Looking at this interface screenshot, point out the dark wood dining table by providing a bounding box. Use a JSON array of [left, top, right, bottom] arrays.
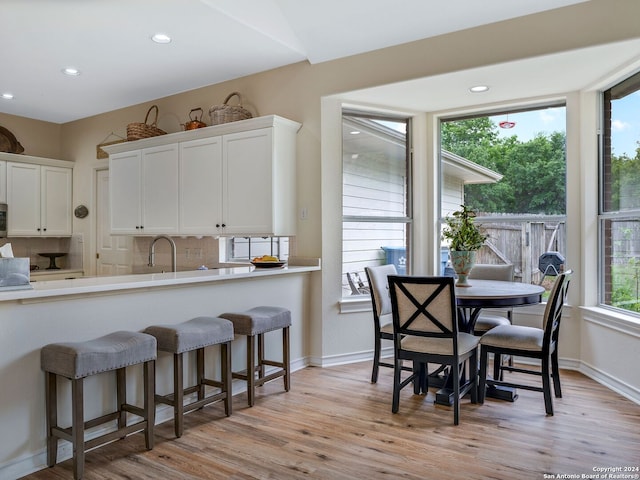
[[455, 279, 546, 334], [433, 279, 545, 405]]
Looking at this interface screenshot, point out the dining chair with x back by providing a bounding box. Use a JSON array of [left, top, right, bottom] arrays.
[[388, 275, 479, 425]]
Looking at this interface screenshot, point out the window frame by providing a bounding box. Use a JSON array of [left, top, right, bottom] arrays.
[[598, 69, 640, 317], [438, 104, 568, 289], [341, 110, 413, 298]]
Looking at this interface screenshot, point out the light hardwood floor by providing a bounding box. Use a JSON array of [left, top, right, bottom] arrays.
[[21, 362, 640, 480]]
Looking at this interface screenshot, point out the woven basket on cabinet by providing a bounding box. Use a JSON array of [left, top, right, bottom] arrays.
[[209, 92, 253, 125], [126, 105, 167, 141]]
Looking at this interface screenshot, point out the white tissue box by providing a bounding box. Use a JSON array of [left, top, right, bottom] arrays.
[[0, 258, 31, 290]]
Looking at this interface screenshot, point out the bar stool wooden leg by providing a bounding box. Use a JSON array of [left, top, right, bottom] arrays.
[[222, 343, 232, 416], [144, 360, 155, 450], [71, 378, 84, 480], [45, 371, 57, 467], [116, 367, 126, 438], [247, 335, 256, 407], [197, 348, 205, 402], [258, 333, 265, 380], [174, 353, 184, 438], [283, 326, 290, 392]]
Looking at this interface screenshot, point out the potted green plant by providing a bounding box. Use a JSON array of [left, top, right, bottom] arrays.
[[441, 205, 488, 286]]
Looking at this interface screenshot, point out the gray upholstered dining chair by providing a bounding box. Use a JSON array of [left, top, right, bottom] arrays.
[[468, 263, 515, 334], [364, 264, 398, 383], [388, 275, 479, 425], [478, 270, 572, 415]]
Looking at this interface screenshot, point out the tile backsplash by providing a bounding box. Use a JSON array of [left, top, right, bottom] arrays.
[[0, 236, 82, 270], [131, 236, 226, 272]]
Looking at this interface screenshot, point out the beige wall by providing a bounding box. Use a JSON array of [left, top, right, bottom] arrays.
[[0, 112, 62, 159], [3, 0, 640, 371]]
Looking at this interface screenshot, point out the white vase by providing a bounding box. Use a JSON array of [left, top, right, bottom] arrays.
[[449, 250, 476, 287]]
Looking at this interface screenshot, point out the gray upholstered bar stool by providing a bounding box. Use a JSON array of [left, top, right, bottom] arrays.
[[143, 316, 233, 438], [219, 306, 291, 407], [41, 331, 157, 480]]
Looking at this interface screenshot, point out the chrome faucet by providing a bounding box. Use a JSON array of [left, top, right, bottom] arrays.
[[148, 235, 177, 272]]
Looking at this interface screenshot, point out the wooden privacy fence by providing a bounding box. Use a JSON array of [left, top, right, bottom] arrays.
[[476, 218, 566, 284]]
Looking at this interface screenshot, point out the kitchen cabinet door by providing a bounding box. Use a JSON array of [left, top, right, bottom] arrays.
[[109, 145, 179, 235], [109, 150, 142, 234], [222, 128, 273, 234], [141, 144, 179, 234], [40, 166, 72, 236], [0, 161, 6, 203], [7, 162, 41, 235], [179, 137, 222, 235], [6, 162, 72, 236]]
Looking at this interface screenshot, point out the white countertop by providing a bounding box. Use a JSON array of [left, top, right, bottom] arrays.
[[0, 263, 320, 303]]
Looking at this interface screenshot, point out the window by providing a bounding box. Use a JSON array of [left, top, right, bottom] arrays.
[[226, 237, 289, 262], [341, 112, 411, 297], [600, 70, 640, 315], [440, 105, 567, 291]]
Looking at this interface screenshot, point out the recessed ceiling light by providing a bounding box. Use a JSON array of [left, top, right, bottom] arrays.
[[151, 33, 171, 44], [1, 93, 14, 100], [62, 67, 81, 76], [350, 130, 360, 135], [469, 85, 489, 93]]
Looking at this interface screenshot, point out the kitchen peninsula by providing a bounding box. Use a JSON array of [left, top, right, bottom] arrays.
[[0, 261, 319, 479]]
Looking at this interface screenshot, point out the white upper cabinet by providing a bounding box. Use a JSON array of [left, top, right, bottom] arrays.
[[142, 144, 179, 234], [41, 166, 73, 236], [6, 160, 72, 237], [223, 128, 274, 235], [105, 115, 300, 237], [109, 144, 179, 235], [179, 136, 223, 235], [0, 161, 6, 204]]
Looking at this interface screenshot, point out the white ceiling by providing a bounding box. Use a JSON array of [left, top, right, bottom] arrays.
[[2, 0, 635, 124], [340, 38, 640, 113]]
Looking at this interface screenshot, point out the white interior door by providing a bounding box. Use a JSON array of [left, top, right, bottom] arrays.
[[96, 169, 132, 276]]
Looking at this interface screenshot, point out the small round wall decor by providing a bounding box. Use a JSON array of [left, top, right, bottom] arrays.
[[74, 205, 89, 219]]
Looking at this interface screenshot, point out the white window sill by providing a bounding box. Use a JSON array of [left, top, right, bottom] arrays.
[[339, 296, 372, 314], [580, 305, 640, 335]]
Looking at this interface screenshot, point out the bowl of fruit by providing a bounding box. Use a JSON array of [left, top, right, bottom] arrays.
[[250, 255, 286, 268]]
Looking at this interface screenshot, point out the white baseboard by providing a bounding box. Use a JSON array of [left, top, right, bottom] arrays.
[[578, 361, 640, 405]]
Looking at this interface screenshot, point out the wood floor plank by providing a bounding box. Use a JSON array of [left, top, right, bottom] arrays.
[[20, 362, 640, 480]]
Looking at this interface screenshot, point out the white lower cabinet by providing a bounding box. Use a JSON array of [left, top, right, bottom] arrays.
[[106, 115, 299, 237], [6, 161, 72, 236], [110, 144, 179, 234]]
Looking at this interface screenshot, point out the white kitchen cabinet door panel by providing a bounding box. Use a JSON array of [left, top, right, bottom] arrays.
[[142, 144, 179, 234], [7, 162, 41, 235], [0, 161, 6, 203], [109, 150, 142, 234], [179, 137, 222, 234], [41, 166, 72, 236], [223, 128, 273, 234]]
